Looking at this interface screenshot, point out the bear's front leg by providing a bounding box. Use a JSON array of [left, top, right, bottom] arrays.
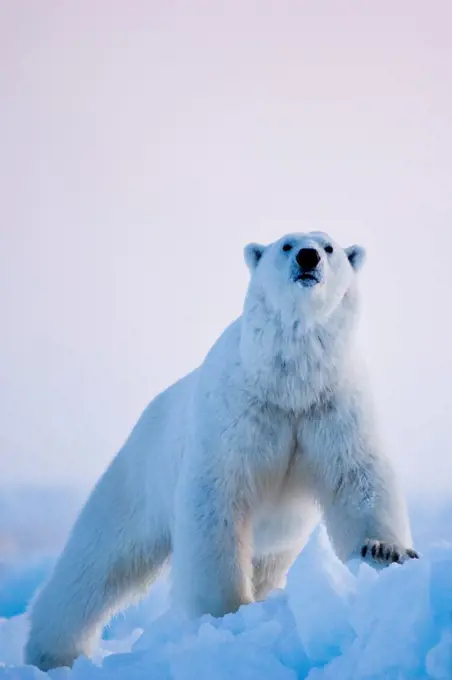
[[171, 449, 254, 619], [299, 384, 417, 567]]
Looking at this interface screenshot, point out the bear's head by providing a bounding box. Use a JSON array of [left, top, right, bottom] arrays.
[[243, 232, 365, 327]]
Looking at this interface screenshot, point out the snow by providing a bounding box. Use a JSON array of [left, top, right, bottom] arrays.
[[1, 520, 452, 680]]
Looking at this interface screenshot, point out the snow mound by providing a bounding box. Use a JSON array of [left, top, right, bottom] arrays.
[[1, 528, 451, 680]]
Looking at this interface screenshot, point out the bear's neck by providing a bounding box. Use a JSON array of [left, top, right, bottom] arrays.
[[239, 289, 359, 413]]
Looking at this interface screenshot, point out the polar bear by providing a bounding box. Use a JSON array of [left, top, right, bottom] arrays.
[[26, 232, 417, 670]]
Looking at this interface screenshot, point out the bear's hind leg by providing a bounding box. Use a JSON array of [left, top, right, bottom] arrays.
[[252, 495, 319, 602], [25, 532, 171, 670], [252, 548, 299, 601]]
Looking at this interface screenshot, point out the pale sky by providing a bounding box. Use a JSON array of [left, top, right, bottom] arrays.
[[1, 1, 452, 499]]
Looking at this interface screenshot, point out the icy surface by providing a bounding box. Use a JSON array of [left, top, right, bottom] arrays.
[[1, 526, 452, 679]]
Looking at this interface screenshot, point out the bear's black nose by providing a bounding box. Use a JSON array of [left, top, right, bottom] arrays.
[[296, 248, 321, 270]]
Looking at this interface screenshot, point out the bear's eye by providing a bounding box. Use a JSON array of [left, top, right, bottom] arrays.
[[324, 245, 334, 254], [282, 243, 293, 252]]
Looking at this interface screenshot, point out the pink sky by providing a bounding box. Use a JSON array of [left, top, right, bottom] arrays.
[[1, 1, 452, 498]]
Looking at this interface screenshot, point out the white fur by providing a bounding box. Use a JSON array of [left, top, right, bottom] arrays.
[[26, 232, 413, 670]]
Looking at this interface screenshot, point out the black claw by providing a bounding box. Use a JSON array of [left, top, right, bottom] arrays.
[[377, 543, 385, 559], [371, 543, 378, 558], [391, 551, 400, 563], [384, 547, 391, 561], [406, 549, 419, 559], [361, 544, 368, 558]]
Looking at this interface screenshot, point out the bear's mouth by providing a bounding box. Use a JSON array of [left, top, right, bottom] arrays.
[[294, 272, 321, 286]]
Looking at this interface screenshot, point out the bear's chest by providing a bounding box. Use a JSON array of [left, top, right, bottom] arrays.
[[260, 335, 339, 413]]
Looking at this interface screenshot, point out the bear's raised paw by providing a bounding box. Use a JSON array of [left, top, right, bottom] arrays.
[[361, 539, 419, 565]]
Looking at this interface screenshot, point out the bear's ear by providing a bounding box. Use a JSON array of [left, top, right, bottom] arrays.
[[345, 245, 366, 272], [244, 243, 266, 272]]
